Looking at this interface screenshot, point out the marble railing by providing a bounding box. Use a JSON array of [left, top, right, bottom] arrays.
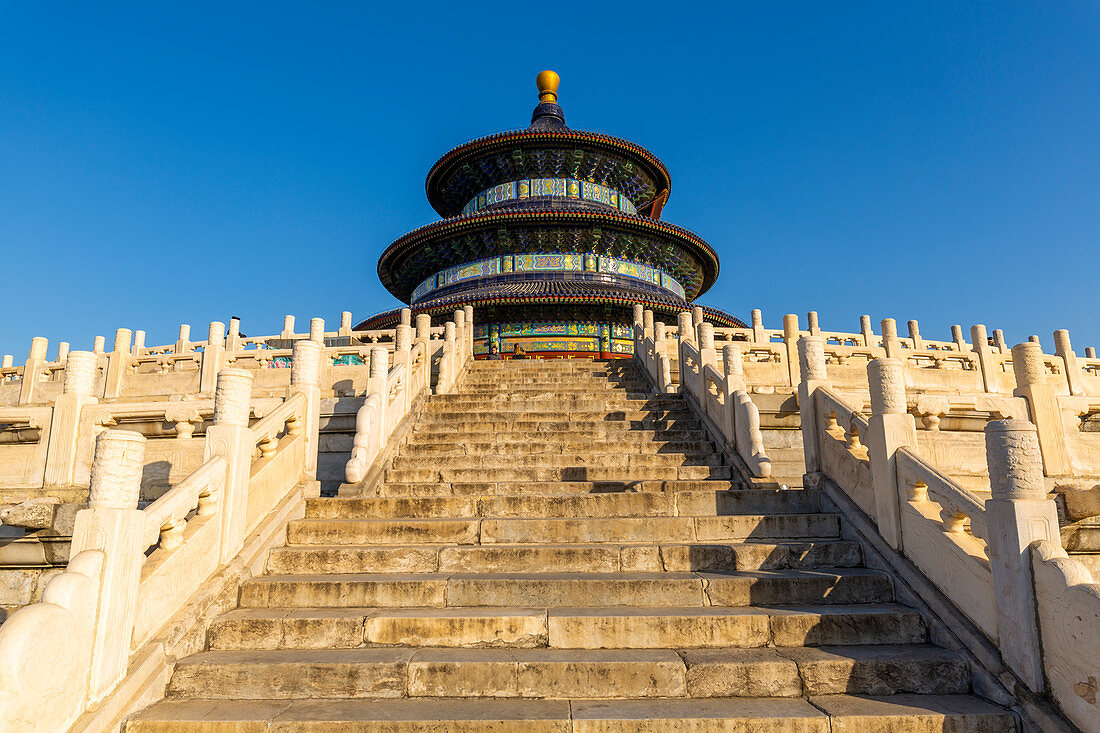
[[0, 340, 323, 732], [0, 311, 458, 406], [632, 307, 771, 479], [345, 308, 473, 485], [798, 341, 1100, 731]]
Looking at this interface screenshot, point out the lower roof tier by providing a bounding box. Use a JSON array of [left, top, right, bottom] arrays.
[[376, 209, 720, 303], [354, 278, 744, 330]]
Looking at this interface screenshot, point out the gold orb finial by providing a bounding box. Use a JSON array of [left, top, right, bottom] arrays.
[[536, 70, 560, 103]]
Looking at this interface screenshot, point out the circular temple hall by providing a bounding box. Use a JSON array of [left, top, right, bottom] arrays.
[[358, 71, 742, 357]]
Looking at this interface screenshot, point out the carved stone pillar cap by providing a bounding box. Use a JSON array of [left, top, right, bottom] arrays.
[[370, 346, 389, 378], [985, 418, 1046, 500], [797, 336, 827, 382], [723, 343, 743, 377], [89, 429, 146, 509], [64, 351, 99, 396], [291, 339, 322, 387], [868, 357, 906, 415], [1011, 342, 1045, 387], [214, 368, 254, 426]]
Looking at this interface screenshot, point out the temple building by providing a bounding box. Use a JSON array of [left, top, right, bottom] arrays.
[[358, 71, 743, 357]]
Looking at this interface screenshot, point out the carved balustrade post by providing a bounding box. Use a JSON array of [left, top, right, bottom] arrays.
[[93, 336, 106, 354], [57, 341, 70, 364], [968, 324, 998, 394], [984, 419, 1060, 692], [368, 347, 390, 444], [309, 317, 325, 344], [642, 309, 654, 347], [992, 328, 1007, 354], [677, 311, 694, 397], [907, 320, 923, 350], [339, 311, 353, 338], [866, 358, 916, 549], [400, 308, 412, 328], [797, 336, 828, 475], [452, 310, 466, 366], [463, 306, 474, 359], [291, 340, 323, 486], [1011, 342, 1071, 476], [199, 321, 226, 394], [44, 351, 100, 488], [281, 315, 295, 339], [951, 324, 966, 351], [860, 315, 874, 347], [1053, 329, 1084, 396], [632, 305, 644, 344], [203, 368, 254, 563], [226, 319, 241, 352], [653, 322, 668, 388], [783, 314, 801, 387], [805, 311, 819, 336], [880, 319, 901, 359], [102, 329, 132, 399], [415, 314, 432, 351], [691, 306, 703, 328], [69, 429, 146, 703], [394, 324, 414, 412], [17, 337, 49, 404], [698, 322, 717, 406], [750, 309, 765, 344], [722, 343, 745, 441]]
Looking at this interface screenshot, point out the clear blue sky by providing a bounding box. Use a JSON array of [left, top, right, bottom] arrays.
[[2, 2, 1098, 358]]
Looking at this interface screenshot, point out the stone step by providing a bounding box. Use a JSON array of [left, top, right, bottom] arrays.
[[409, 427, 710, 442], [455, 383, 652, 394], [398, 439, 715, 457], [388, 453, 725, 471], [128, 694, 1014, 732], [418, 409, 696, 424], [370, 479, 740, 497], [286, 514, 839, 546], [306, 489, 823, 519], [266, 540, 862, 575], [430, 391, 671, 403], [411, 418, 706, 433], [238, 569, 893, 609], [166, 644, 969, 700], [207, 603, 925, 651], [383, 465, 733, 483]]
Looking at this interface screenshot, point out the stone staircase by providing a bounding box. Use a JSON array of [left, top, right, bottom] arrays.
[[128, 359, 1014, 731]]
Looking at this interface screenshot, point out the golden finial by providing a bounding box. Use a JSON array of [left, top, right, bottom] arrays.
[[536, 70, 560, 103]]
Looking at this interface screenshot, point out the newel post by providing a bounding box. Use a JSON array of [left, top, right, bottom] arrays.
[[69, 430, 146, 703], [797, 336, 828, 475], [103, 329, 132, 399], [463, 306, 474, 359], [722, 343, 745, 441], [199, 321, 226, 394], [17, 337, 48, 404], [1011, 342, 1071, 476], [984, 419, 1060, 692], [880, 319, 901, 359], [291, 340, 323, 485], [783, 314, 801, 387], [1053, 329, 1084, 396], [368, 347, 390, 452], [632, 304, 644, 346], [970, 324, 998, 394], [203, 369, 254, 563], [866, 358, 916, 549], [44, 351, 100, 488]]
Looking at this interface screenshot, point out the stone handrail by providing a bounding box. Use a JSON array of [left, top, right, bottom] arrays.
[[632, 307, 772, 479], [797, 336, 1100, 729], [140, 455, 225, 551], [0, 339, 323, 732], [345, 308, 473, 486]]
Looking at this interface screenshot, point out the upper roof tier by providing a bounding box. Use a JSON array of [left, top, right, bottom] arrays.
[[425, 72, 672, 219]]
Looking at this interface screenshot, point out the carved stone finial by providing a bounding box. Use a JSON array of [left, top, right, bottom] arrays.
[[985, 419, 1045, 500], [868, 358, 906, 415], [213, 368, 253, 427], [89, 429, 146, 509], [291, 339, 322, 387], [64, 351, 98, 395]]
